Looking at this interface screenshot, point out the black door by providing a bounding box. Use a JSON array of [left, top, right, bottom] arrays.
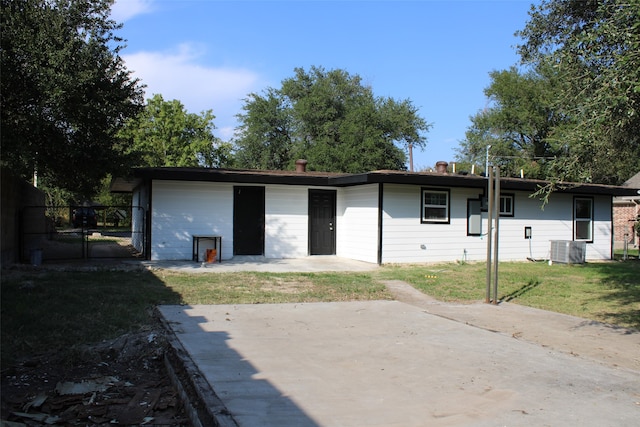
[[233, 186, 265, 255], [309, 189, 336, 255]]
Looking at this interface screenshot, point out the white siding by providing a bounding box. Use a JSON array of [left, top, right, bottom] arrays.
[[265, 186, 309, 258], [336, 185, 379, 263], [151, 181, 331, 261], [380, 184, 613, 264], [590, 195, 613, 260], [381, 185, 485, 263], [151, 181, 233, 261], [149, 179, 613, 263]]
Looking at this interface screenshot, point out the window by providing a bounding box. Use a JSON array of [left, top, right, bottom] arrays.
[[499, 194, 514, 217], [574, 197, 593, 242], [480, 194, 514, 216], [467, 199, 482, 235], [421, 188, 450, 223]]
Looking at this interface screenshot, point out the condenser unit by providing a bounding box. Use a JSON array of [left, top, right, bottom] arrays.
[[550, 240, 586, 264]]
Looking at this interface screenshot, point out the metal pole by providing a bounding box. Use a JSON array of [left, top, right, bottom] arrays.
[[492, 167, 501, 304], [485, 145, 491, 178], [485, 166, 494, 303]]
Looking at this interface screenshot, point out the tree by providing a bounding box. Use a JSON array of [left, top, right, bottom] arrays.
[[457, 66, 570, 178], [234, 88, 294, 170], [1, 0, 145, 197], [516, 0, 640, 184], [234, 66, 431, 173], [120, 94, 233, 168]]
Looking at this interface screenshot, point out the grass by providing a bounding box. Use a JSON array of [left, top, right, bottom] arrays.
[[614, 247, 639, 260], [0, 269, 389, 366], [1, 260, 638, 367], [377, 261, 640, 328], [153, 270, 389, 304]]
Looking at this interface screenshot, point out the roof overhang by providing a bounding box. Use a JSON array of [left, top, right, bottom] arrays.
[[110, 167, 640, 197], [110, 176, 143, 193]]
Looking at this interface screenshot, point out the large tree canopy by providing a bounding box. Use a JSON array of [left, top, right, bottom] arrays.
[[1, 0, 144, 197], [120, 94, 233, 168], [515, 0, 640, 184], [457, 66, 571, 179], [234, 66, 431, 173]]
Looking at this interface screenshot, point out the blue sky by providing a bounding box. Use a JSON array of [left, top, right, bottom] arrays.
[[111, 0, 537, 170]]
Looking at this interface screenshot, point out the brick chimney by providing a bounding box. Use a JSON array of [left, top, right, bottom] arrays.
[[435, 161, 448, 174], [295, 159, 308, 173]]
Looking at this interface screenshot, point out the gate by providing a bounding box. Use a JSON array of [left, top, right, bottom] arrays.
[[19, 205, 146, 263]]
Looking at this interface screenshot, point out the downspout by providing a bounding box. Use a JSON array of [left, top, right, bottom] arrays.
[[377, 183, 384, 265], [609, 195, 613, 260]]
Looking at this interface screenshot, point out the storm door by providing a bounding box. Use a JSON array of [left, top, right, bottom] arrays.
[[233, 186, 265, 255], [309, 189, 336, 255]]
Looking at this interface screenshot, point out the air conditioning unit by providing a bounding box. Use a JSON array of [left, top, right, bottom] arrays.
[[550, 240, 586, 264]]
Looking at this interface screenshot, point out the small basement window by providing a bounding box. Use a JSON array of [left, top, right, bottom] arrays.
[[421, 188, 450, 224]]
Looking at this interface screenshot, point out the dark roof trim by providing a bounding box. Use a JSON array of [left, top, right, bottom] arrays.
[[110, 167, 639, 197]]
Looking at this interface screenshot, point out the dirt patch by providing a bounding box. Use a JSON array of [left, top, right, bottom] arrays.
[[1, 326, 189, 425]]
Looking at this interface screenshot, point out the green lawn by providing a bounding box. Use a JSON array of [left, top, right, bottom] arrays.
[[2, 260, 638, 366], [377, 261, 640, 328]]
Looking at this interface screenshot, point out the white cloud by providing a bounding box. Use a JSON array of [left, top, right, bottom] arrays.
[[123, 43, 263, 137], [110, 0, 154, 22]]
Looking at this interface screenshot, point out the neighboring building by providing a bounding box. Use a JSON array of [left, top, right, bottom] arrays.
[[111, 162, 639, 264], [613, 172, 640, 249]]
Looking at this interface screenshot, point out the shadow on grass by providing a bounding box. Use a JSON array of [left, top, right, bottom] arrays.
[[0, 268, 183, 368], [584, 260, 640, 331], [500, 278, 541, 302]]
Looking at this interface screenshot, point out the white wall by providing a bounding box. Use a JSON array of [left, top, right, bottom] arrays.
[[336, 184, 379, 263], [380, 184, 612, 264], [591, 194, 613, 259], [381, 185, 484, 263], [265, 186, 309, 258], [151, 181, 233, 261], [150, 181, 318, 261], [149, 180, 612, 263]]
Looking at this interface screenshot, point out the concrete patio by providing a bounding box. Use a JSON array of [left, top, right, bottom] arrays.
[[157, 271, 640, 427]]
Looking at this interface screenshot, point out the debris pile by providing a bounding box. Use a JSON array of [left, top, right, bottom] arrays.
[[1, 330, 189, 425]]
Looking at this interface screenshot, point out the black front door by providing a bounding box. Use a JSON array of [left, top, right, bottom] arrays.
[[309, 189, 336, 255], [233, 186, 265, 255]]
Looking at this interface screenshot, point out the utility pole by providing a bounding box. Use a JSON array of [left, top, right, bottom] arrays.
[[409, 143, 414, 172]]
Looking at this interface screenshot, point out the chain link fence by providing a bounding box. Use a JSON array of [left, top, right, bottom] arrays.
[[20, 205, 146, 263]]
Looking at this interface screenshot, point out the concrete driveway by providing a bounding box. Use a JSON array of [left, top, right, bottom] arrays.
[[159, 279, 640, 426]]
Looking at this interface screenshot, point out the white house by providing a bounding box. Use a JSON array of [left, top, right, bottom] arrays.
[[111, 162, 639, 264]]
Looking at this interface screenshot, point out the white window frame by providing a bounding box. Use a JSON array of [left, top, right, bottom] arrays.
[[574, 197, 593, 242], [421, 188, 450, 224], [499, 194, 514, 217]]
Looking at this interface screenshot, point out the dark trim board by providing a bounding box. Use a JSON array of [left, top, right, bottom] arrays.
[[114, 167, 638, 197]]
